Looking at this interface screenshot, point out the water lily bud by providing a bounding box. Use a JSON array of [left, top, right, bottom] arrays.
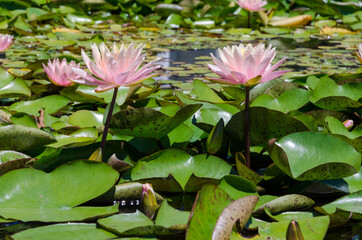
[[89, 147, 102, 162], [286, 219, 304, 240], [141, 183, 158, 219], [343, 119, 353, 130], [206, 118, 224, 154]]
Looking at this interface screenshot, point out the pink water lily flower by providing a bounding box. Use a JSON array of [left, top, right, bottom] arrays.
[[72, 42, 160, 92], [0, 34, 14, 52], [236, 0, 267, 12], [43, 58, 81, 87], [206, 43, 289, 86], [355, 43, 362, 64]]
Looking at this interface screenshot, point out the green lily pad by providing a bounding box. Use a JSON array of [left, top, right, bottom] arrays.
[[110, 104, 202, 140], [155, 200, 190, 229], [253, 194, 315, 217], [68, 110, 104, 128], [76, 85, 131, 105], [193, 79, 224, 103], [98, 208, 188, 236], [0, 125, 56, 151], [47, 128, 98, 148], [309, 76, 362, 111], [318, 190, 362, 216], [268, 132, 361, 180], [225, 107, 309, 145], [0, 160, 119, 222], [344, 167, 362, 193], [325, 116, 362, 152], [9, 95, 70, 116], [0, 150, 31, 175], [131, 149, 231, 191], [11, 223, 117, 240], [219, 175, 258, 200], [186, 184, 233, 240], [98, 210, 154, 236], [10, 112, 38, 128], [258, 216, 330, 240], [0, 78, 31, 98], [251, 88, 310, 113]]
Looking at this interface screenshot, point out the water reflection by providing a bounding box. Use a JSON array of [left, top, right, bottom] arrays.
[[155, 37, 360, 82]]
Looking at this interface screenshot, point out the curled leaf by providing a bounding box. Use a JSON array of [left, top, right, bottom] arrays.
[[212, 195, 259, 240]]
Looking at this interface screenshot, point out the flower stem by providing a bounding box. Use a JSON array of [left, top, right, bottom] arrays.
[[100, 87, 118, 157], [248, 11, 251, 28], [244, 86, 250, 168]]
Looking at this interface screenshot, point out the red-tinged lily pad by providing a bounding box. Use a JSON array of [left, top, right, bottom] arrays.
[[131, 149, 231, 192], [225, 107, 309, 145], [268, 132, 361, 181], [0, 125, 56, 151], [0, 150, 32, 175], [212, 195, 259, 239], [110, 104, 202, 140], [0, 160, 119, 222]]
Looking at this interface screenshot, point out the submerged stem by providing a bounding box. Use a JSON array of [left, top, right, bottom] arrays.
[[244, 86, 250, 168], [100, 87, 118, 157]]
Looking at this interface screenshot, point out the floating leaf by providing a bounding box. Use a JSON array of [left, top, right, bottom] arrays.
[[258, 216, 330, 240], [309, 76, 362, 111], [110, 104, 202, 140], [268, 132, 361, 180], [212, 195, 259, 239], [131, 149, 231, 191], [253, 194, 314, 217], [0, 160, 119, 222], [0, 125, 56, 151], [11, 223, 117, 240], [317, 190, 362, 217], [155, 200, 190, 229], [0, 150, 31, 175], [251, 88, 309, 113], [186, 185, 233, 240], [98, 209, 186, 236], [0, 78, 31, 98], [9, 95, 70, 116], [68, 110, 104, 128], [325, 116, 362, 152], [225, 107, 309, 145]]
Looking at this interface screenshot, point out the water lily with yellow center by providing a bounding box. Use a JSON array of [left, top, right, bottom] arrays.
[[206, 43, 289, 168], [43, 58, 81, 87], [207, 43, 289, 86], [0, 34, 14, 52], [72, 41, 160, 158], [72, 42, 160, 92]]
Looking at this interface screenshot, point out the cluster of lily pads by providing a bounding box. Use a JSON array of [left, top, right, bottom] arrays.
[[0, 0, 362, 240]]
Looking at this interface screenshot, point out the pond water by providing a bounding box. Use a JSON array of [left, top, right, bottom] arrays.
[[154, 36, 360, 83]]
